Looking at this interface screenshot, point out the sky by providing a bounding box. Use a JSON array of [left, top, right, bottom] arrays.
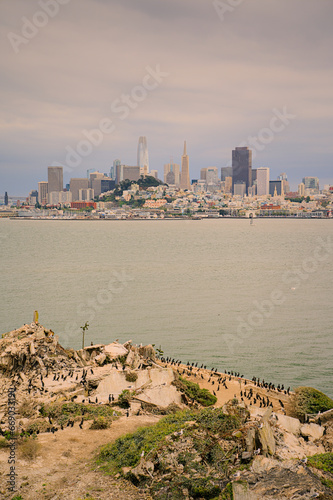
[[0, 0, 332, 196]]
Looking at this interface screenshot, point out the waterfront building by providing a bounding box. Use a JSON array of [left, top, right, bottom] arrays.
[[137, 136, 149, 176], [232, 147, 252, 194], [38, 182, 48, 205], [257, 167, 270, 196], [180, 141, 190, 190]]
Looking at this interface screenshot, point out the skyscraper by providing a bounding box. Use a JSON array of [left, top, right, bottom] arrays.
[[48, 166, 63, 193], [180, 141, 190, 190], [164, 161, 180, 185], [256, 167, 270, 196], [221, 167, 232, 182], [38, 182, 48, 205], [302, 176, 319, 192], [232, 147, 252, 194], [137, 136, 149, 176], [4, 192, 8, 206]]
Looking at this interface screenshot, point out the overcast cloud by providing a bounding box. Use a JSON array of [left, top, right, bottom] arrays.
[[0, 0, 332, 195]]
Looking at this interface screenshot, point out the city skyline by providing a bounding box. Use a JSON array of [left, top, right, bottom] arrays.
[[1, 1, 333, 195]]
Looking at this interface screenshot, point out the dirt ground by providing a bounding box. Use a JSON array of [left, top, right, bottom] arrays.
[[0, 414, 160, 500]]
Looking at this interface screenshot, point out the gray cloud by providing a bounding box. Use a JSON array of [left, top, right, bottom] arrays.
[[0, 0, 332, 194]]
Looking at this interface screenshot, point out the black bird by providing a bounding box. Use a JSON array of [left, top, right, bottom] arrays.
[[48, 416, 53, 425], [90, 368, 94, 374], [79, 418, 84, 429], [95, 396, 98, 404]]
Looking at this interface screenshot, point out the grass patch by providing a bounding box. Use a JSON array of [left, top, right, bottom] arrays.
[[0, 438, 10, 448], [293, 387, 333, 420], [90, 416, 110, 430], [98, 407, 244, 475], [98, 409, 197, 472], [307, 453, 333, 474], [173, 376, 217, 407], [39, 402, 120, 426], [18, 438, 41, 461]]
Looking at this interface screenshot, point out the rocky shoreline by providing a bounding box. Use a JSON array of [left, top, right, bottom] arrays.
[[0, 322, 332, 499]]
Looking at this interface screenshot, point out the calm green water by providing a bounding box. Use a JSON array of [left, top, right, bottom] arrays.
[[0, 219, 332, 397]]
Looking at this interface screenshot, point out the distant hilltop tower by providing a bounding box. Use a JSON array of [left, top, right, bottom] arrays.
[[180, 141, 190, 190], [137, 136, 149, 176]]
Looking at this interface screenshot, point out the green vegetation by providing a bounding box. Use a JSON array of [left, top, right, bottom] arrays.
[[98, 407, 243, 476], [173, 376, 217, 407], [0, 437, 10, 448], [90, 416, 110, 430], [293, 387, 333, 420], [117, 390, 134, 408], [125, 371, 138, 383], [39, 402, 120, 426], [308, 453, 333, 475]]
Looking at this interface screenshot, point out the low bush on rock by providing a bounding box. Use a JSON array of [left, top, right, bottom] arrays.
[[293, 387, 333, 420], [90, 416, 110, 430], [308, 453, 333, 475], [125, 371, 138, 383], [173, 376, 217, 407]]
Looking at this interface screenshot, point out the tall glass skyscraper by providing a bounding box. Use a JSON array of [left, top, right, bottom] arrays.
[[232, 147, 252, 194], [137, 136, 149, 176]]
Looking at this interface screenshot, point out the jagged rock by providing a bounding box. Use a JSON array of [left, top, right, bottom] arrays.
[[258, 421, 276, 456], [277, 414, 301, 436], [128, 458, 154, 482], [233, 481, 256, 500], [300, 423, 324, 441], [138, 344, 155, 361], [95, 353, 106, 366], [246, 427, 256, 454]]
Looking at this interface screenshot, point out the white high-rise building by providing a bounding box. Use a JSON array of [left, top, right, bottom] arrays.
[[257, 167, 270, 196], [137, 136, 149, 176]]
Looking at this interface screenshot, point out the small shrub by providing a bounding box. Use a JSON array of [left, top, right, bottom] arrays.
[[173, 377, 217, 407], [118, 390, 133, 408], [0, 438, 10, 448], [18, 438, 41, 461], [293, 387, 333, 420], [17, 398, 35, 418], [307, 453, 333, 474], [90, 417, 110, 430], [125, 371, 138, 383]]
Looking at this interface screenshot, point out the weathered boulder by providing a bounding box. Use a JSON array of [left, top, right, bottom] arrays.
[[277, 414, 301, 436], [258, 421, 276, 456], [300, 423, 324, 441]]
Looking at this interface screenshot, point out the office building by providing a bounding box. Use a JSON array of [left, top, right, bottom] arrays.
[[38, 182, 48, 205], [4, 192, 8, 206], [278, 173, 290, 194], [269, 180, 284, 197], [232, 147, 252, 194], [91, 178, 115, 197], [221, 167, 232, 182], [116, 165, 141, 184], [137, 136, 149, 176], [298, 182, 305, 197], [164, 162, 180, 185], [70, 178, 89, 202], [28, 190, 38, 205], [256, 167, 270, 196], [302, 176, 319, 192], [224, 176, 232, 194], [234, 182, 246, 197], [48, 191, 72, 205], [110, 159, 120, 180], [150, 170, 158, 179], [48, 166, 63, 193], [180, 141, 190, 190], [79, 188, 94, 201]]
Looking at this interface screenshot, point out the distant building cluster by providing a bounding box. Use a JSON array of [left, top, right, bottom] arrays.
[[1, 138, 332, 215]]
